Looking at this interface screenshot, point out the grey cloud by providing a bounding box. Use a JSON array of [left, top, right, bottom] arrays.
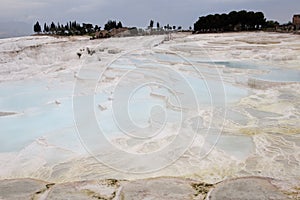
[[0, 0, 299, 37]]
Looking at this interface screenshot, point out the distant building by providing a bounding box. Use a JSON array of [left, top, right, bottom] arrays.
[[92, 27, 138, 39], [109, 27, 129, 37], [109, 27, 139, 37], [293, 14, 300, 30], [94, 30, 109, 38]]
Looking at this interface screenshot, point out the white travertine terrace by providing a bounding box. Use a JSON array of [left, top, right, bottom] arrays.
[[0, 32, 299, 196]]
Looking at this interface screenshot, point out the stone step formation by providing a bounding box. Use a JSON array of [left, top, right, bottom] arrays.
[[0, 177, 292, 200]]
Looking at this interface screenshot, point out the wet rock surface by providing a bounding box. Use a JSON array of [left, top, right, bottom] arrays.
[[0, 112, 17, 117], [208, 177, 289, 200], [0, 179, 49, 200], [46, 179, 119, 200], [0, 177, 292, 200], [120, 177, 199, 200]]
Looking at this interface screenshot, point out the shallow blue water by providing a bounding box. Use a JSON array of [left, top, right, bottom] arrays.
[[257, 68, 300, 82], [3, 54, 284, 154], [153, 53, 300, 82], [0, 80, 74, 152], [207, 61, 300, 82]]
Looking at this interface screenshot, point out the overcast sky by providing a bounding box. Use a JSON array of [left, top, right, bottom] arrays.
[[0, 0, 299, 37]]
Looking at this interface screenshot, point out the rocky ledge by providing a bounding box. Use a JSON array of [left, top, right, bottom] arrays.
[[0, 176, 295, 200], [0, 112, 18, 117]]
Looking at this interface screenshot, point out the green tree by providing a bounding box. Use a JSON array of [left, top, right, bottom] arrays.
[[94, 25, 100, 31], [149, 20, 154, 28], [194, 10, 267, 32], [82, 23, 93, 34], [254, 12, 266, 29], [50, 22, 56, 33], [264, 20, 279, 29], [117, 21, 123, 29], [33, 21, 41, 33], [43, 23, 49, 33], [104, 20, 117, 31]]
